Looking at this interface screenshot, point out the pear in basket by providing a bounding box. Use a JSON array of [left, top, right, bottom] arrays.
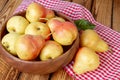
[[47, 17, 78, 46]]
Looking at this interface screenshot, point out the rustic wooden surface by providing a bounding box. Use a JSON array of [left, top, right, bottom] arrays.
[[0, 0, 120, 80]]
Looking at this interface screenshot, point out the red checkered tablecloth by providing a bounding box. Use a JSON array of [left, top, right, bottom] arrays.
[[14, 0, 120, 80]]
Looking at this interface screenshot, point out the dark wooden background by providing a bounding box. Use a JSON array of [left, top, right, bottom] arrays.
[[0, 0, 120, 80]]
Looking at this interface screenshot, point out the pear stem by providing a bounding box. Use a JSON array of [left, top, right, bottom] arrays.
[[44, 32, 53, 40], [39, 18, 49, 21]]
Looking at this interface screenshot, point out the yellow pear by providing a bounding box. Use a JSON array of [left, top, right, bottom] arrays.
[[7, 16, 29, 34], [40, 40, 63, 60], [25, 22, 51, 40], [15, 34, 45, 60], [47, 18, 78, 46], [73, 47, 100, 74], [26, 2, 46, 22], [80, 29, 109, 52], [2, 33, 21, 55]]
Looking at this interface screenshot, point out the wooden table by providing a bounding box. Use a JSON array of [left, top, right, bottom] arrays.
[[0, 0, 120, 80]]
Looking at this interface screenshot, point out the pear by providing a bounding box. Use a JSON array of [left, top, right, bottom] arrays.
[[26, 2, 46, 22], [47, 18, 78, 46], [73, 47, 100, 74], [40, 40, 63, 60], [7, 16, 29, 34], [45, 9, 55, 19], [80, 29, 109, 52], [1, 33, 21, 55], [15, 34, 45, 60], [25, 22, 51, 40]]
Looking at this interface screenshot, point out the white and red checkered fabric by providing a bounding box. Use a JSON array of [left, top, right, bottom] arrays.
[[15, 0, 120, 80]]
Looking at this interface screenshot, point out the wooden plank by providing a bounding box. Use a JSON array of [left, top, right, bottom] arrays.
[[0, 0, 22, 80], [0, 56, 20, 80], [112, 0, 120, 32], [0, 0, 8, 11], [72, 0, 93, 11], [51, 69, 73, 80], [91, 0, 112, 27], [18, 73, 49, 80]]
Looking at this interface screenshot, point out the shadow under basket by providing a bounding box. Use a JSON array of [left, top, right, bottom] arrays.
[[0, 11, 79, 74]]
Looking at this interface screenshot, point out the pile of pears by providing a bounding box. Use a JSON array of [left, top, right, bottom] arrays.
[[73, 28, 109, 74], [1, 2, 78, 61]]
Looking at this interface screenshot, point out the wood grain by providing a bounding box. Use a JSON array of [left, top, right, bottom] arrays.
[[0, 0, 22, 30], [72, 0, 93, 10], [0, 0, 22, 80], [51, 69, 74, 80], [0, 56, 20, 80], [113, 0, 120, 32], [0, 0, 8, 11], [92, 0, 112, 27], [18, 73, 49, 80]]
